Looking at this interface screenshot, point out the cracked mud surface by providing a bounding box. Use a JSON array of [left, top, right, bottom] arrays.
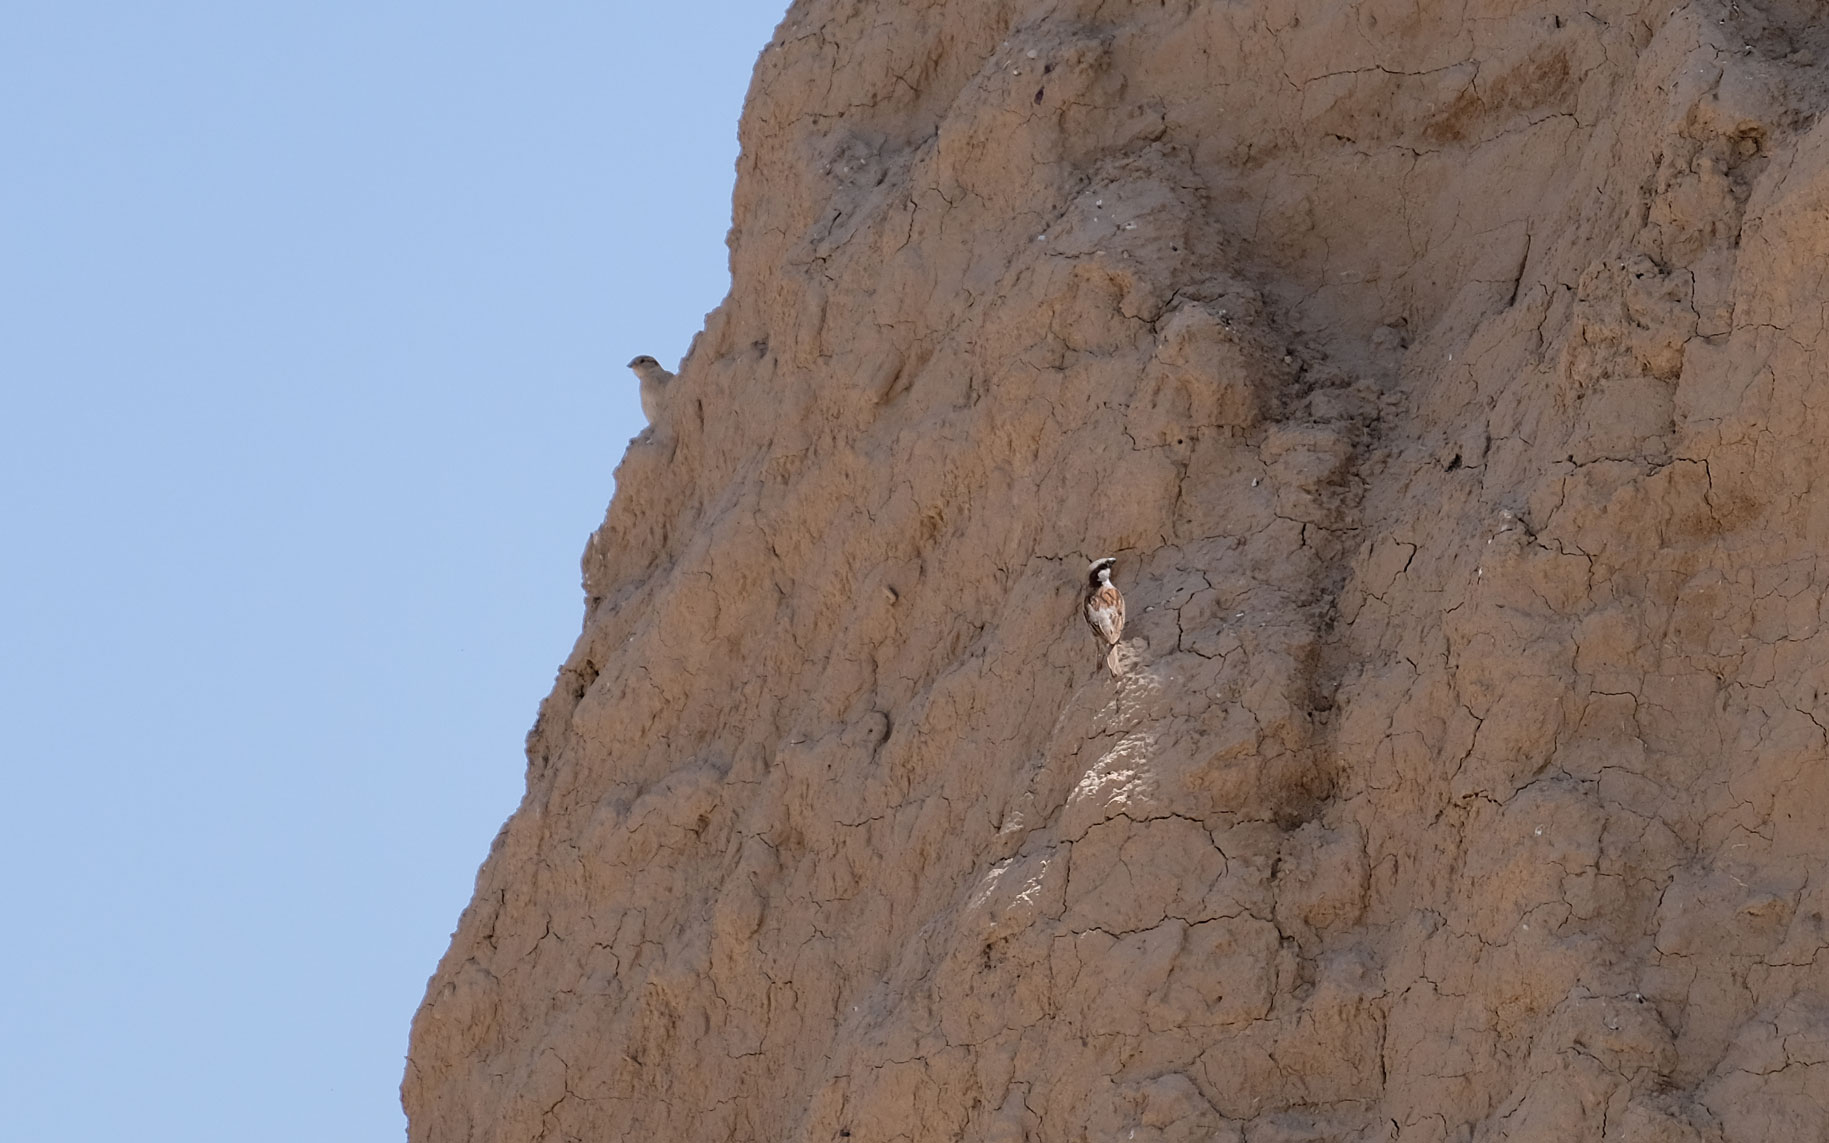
[[406, 2, 1829, 1140]]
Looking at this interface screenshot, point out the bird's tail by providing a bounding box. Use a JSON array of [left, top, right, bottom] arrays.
[[1104, 641, 1123, 677]]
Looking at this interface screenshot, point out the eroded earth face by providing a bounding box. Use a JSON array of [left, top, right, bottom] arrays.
[[407, 2, 1829, 1140]]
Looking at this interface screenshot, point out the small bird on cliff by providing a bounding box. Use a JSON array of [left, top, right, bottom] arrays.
[[627, 355, 674, 423], [1083, 557, 1126, 676]]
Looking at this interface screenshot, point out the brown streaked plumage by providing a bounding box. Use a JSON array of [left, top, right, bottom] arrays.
[[1083, 557, 1125, 675]]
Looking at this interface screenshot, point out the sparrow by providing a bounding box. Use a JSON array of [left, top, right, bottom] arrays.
[[627, 355, 674, 423], [1083, 557, 1126, 676]]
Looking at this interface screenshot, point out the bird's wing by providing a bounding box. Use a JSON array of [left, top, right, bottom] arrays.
[[1086, 586, 1125, 644]]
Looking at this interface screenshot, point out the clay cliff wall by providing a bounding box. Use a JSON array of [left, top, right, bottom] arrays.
[[406, 2, 1829, 1139]]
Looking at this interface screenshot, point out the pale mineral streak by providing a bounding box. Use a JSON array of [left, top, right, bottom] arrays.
[[406, 2, 1829, 1139]]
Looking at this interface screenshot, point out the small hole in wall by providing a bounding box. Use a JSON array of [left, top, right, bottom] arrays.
[[1445, 454, 1463, 472], [1035, 88, 1045, 104], [570, 660, 600, 701], [1554, 14, 1563, 28], [1043, 62, 1054, 74]]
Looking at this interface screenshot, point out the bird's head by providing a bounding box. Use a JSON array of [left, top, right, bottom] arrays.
[[1088, 557, 1116, 585], [629, 354, 673, 385]]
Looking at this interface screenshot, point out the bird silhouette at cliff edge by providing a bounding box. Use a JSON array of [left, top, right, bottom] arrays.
[[627, 355, 674, 423]]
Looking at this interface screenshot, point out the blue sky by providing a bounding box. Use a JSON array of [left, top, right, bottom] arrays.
[[0, 3, 788, 1138]]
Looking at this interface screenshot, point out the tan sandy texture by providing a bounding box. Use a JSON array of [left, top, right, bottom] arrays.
[[405, 2, 1829, 1139]]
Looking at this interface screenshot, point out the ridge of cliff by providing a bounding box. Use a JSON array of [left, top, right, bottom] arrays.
[[407, 2, 1829, 1139]]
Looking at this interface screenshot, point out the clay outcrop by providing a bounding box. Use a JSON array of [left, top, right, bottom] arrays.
[[407, 2, 1829, 1139]]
